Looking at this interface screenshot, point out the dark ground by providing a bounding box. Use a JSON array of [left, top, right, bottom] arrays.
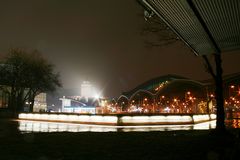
[[0, 119, 240, 160]]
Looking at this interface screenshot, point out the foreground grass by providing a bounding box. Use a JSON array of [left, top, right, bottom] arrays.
[[0, 120, 240, 160]]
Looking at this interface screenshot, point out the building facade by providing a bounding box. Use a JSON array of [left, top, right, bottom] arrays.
[[111, 73, 240, 114], [33, 93, 47, 112]]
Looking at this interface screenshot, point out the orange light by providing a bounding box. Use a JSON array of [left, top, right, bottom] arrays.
[[230, 85, 235, 89]]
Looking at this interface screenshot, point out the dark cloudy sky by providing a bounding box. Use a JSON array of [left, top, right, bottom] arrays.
[[0, 0, 239, 97]]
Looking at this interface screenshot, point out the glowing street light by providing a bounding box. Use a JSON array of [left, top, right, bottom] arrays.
[[230, 85, 235, 89]]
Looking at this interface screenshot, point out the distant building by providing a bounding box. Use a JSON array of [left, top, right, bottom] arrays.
[[60, 96, 98, 114], [56, 81, 102, 114], [116, 73, 240, 114], [33, 93, 47, 112], [81, 81, 93, 99], [0, 86, 47, 112]]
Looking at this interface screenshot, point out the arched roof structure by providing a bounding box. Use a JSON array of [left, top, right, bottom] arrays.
[[122, 74, 188, 98], [155, 79, 205, 99], [118, 73, 240, 101]]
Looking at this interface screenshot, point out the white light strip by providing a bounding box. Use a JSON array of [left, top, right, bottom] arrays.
[[210, 114, 216, 120], [120, 115, 193, 124], [18, 113, 216, 125], [193, 120, 216, 130], [192, 115, 210, 123], [19, 113, 118, 124]]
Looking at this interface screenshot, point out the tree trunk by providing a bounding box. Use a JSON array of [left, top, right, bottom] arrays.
[[29, 92, 36, 112], [214, 53, 226, 131], [16, 89, 24, 112], [10, 87, 17, 113], [29, 98, 35, 112]]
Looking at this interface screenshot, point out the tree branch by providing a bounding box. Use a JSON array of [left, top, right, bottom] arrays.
[[144, 38, 178, 48], [140, 14, 178, 47]]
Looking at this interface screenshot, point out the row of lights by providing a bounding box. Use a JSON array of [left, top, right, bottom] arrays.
[[99, 91, 205, 114], [99, 84, 240, 114]]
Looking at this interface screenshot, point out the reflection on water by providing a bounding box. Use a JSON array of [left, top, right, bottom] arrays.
[[18, 120, 217, 133], [226, 119, 240, 128], [226, 112, 240, 119], [226, 113, 240, 128]]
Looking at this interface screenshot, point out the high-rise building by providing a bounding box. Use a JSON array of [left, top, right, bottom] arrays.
[[81, 81, 93, 98]]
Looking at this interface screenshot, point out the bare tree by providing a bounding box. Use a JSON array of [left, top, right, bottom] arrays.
[[140, 10, 179, 47], [0, 48, 61, 114]]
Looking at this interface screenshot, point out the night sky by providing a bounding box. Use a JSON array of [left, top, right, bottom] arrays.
[[0, 0, 239, 97]]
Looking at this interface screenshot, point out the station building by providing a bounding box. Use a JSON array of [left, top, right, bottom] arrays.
[[116, 73, 240, 114], [59, 96, 99, 114]]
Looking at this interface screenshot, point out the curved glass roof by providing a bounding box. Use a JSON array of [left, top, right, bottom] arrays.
[[122, 74, 189, 97]]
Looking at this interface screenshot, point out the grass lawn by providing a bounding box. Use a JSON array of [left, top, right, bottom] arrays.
[[0, 119, 240, 160]]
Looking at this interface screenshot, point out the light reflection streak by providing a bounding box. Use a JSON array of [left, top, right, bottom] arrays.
[[18, 120, 217, 133]]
